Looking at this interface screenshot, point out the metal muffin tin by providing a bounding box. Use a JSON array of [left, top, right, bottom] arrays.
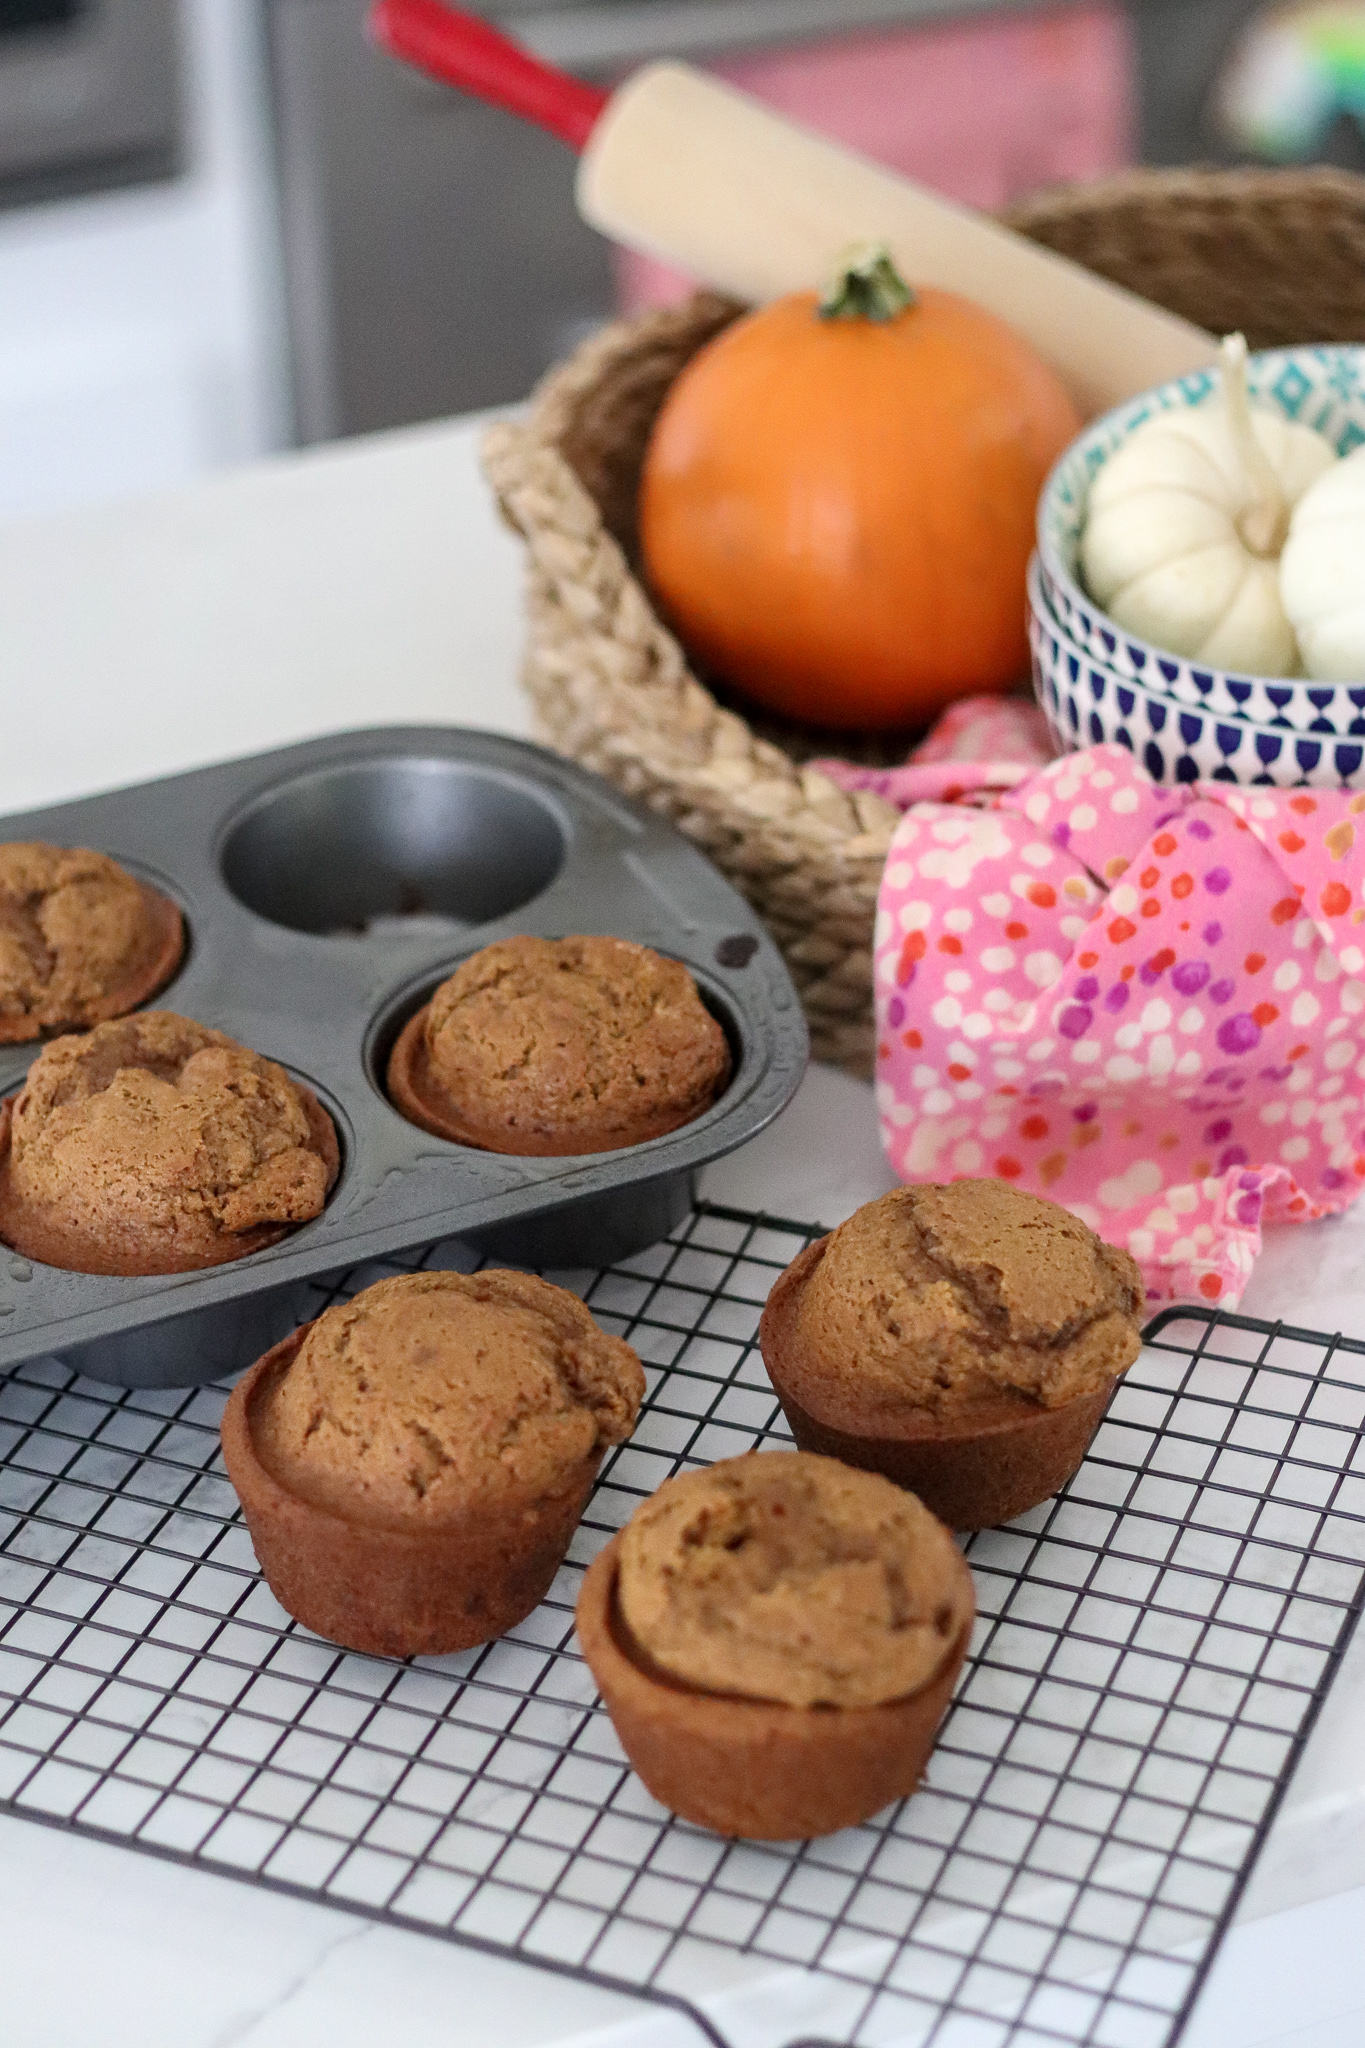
[[0, 727, 808, 1390]]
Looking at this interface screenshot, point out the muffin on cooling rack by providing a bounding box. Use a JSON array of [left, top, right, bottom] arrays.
[[0, 841, 183, 1043], [222, 1268, 645, 1659], [386, 933, 731, 1154], [758, 1180, 1143, 1530], [0, 1012, 338, 1275], [575, 1451, 973, 1839]]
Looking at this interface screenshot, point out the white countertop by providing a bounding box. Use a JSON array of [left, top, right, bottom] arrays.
[[3, 415, 1365, 2048]]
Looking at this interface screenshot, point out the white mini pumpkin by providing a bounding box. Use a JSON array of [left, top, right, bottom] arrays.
[[1081, 335, 1336, 676], [1280, 444, 1365, 683]]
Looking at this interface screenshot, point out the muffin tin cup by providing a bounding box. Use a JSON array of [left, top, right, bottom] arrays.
[[758, 1239, 1116, 1529], [574, 1538, 973, 1841], [0, 727, 808, 1389], [0, 1086, 340, 1276], [384, 979, 730, 1158], [222, 1327, 603, 1659], [0, 876, 185, 1046]]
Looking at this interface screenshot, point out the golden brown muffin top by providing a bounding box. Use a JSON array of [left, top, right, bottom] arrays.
[[793, 1181, 1143, 1423], [7, 1013, 330, 1250], [616, 1451, 971, 1709], [255, 1268, 645, 1524], [0, 843, 154, 1033], [419, 934, 731, 1153]]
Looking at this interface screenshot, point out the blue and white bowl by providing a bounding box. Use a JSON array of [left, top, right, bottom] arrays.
[[1036, 344, 1365, 736], [1028, 555, 1365, 789]]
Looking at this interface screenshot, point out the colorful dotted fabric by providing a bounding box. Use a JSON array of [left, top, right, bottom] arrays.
[[871, 743, 1365, 1305]]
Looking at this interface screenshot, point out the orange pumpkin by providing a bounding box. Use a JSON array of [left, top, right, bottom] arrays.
[[639, 248, 1082, 732]]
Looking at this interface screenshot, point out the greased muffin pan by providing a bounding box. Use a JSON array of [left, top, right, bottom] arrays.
[[0, 727, 807, 1389]]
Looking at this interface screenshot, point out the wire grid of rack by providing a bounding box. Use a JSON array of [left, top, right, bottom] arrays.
[[2, 1201, 1365, 2048]]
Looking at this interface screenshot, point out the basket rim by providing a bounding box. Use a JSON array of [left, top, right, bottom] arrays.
[[1002, 160, 1365, 225]]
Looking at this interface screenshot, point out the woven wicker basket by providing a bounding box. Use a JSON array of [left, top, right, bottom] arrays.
[[481, 166, 1365, 1077]]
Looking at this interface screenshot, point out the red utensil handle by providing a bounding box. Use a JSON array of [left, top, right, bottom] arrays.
[[368, 0, 608, 151]]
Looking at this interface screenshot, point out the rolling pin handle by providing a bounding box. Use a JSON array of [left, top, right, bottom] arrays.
[[368, 0, 609, 152]]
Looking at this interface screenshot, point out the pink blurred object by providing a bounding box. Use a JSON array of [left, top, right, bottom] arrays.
[[812, 695, 1056, 811], [908, 695, 1056, 767], [615, 3, 1137, 312], [872, 745, 1365, 1307]]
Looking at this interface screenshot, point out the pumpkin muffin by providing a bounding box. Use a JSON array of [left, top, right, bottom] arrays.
[[576, 1452, 974, 1839], [222, 1268, 645, 1658], [0, 1012, 338, 1275], [386, 934, 731, 1154], [0, 842, 183, 1043], [759, 1181, 1143, 1530]]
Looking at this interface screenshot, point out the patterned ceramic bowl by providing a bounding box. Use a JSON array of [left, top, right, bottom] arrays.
[[1028, 555, 1365, 790], [1036, 344, 1365, 735]]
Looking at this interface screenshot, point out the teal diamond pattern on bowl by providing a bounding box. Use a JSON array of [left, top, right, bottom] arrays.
[[1328, 353, 1362, 403], [1177, 370, 1216, 405], [1272, 360, 1313, 415]]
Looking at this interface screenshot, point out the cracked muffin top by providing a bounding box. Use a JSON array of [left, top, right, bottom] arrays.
[[253, 1268, 645, 1525], [387, 934, 732, 1154], [616, 1452, 972, 1709], [0, 842, 183, 1043], [787, 1181, 1143, 1425], [0, 1012, 337, 1275]]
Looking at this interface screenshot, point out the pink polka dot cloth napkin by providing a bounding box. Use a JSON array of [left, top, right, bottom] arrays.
[[866, 741, 1365, 1307]]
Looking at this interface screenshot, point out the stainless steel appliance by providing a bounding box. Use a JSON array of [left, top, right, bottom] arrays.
[[0, 0, 182, 205], [266, 0, 614, 442]]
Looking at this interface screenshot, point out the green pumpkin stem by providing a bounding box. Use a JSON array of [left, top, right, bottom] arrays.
[[818, 242, 916, 323]]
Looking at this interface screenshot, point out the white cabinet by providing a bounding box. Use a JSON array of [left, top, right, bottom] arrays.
[[0, 0, 288, 522]]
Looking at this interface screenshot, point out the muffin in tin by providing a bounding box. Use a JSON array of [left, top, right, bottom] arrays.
[[387, 933, 731, 1154], [0, 841, 183, 1044], [0, 1012, 338, 1275], [222, 1268, 645, 1658], [576, 1451, 974, 1839], [759, 1181, 1143, 1530]]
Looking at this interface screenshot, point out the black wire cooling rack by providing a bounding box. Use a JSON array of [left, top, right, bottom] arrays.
[[3, 1202, 1365, 2048]]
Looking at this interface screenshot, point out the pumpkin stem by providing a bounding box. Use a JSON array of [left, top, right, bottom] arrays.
[[819, 242, 916, 323], [1221, 332, 1290, 558]]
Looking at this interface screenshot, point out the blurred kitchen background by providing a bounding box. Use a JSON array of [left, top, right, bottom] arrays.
[[2, 0, 1363, 522]]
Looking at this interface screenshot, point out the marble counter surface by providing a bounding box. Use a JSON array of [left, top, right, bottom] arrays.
[[3, 415, 1365, 2048]]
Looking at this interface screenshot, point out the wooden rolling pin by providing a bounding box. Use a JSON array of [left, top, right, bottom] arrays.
[[370, 0, 1217, 417]]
